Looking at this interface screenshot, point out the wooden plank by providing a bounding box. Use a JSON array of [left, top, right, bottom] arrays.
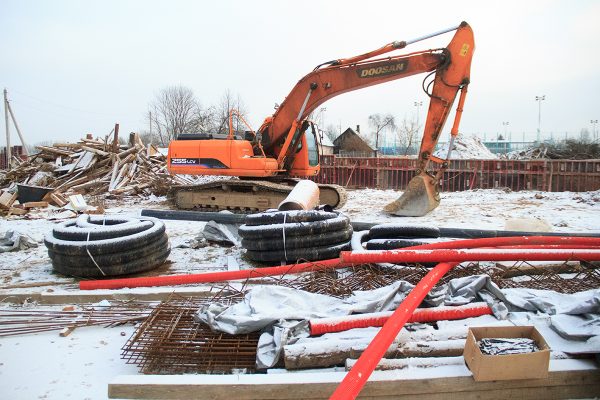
[[7, 207, 28, 215], [80, 145, 109, 157], [0, 286, 237, 304], [23, 201, 49, 209], [108, 360, 600, 399], [35, 145, 74, 157], [0, 190, 17, 209]]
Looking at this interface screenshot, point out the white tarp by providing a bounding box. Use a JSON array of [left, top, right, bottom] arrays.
[[194, 275, 600, 368]]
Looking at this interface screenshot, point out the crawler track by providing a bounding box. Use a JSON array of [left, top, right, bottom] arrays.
[[172, 179, 347, 212]]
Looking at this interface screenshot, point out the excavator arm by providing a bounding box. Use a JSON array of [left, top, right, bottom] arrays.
[[259, 21, 474, 186], [167, 22, 474, 216]]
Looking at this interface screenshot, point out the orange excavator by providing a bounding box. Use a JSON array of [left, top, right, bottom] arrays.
[[167, 21, 474, 216]]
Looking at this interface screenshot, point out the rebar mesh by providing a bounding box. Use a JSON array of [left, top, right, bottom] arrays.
[[121, 290, 259, 375]]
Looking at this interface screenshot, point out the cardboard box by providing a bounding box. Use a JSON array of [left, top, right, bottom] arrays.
[[463, 326, 550, 381]]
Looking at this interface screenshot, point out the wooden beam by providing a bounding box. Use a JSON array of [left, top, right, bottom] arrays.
[[108, 360, 600, 399]]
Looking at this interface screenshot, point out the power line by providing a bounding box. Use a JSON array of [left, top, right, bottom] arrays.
[[9, 89, 114, 117]]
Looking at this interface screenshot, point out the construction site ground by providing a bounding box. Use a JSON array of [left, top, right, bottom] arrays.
[[1, 188, 600, 399]]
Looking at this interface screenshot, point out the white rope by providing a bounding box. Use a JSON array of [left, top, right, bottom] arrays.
[[85, 230, 106, 276], [282, 213, 288, 262]]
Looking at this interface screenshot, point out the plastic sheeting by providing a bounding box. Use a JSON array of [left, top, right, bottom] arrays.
[[194, 274, 600, 368], [0, 230, 38, 253]]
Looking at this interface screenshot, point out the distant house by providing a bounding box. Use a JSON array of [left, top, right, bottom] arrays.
[[333, 126, 376, 157], [319, 134, 335, 155]]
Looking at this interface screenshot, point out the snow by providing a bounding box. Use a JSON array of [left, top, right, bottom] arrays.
[[434, 134, 497, 160], [0, 324, 138, 399], [1, 188, 600, 398], [341, 188, 600, 231]]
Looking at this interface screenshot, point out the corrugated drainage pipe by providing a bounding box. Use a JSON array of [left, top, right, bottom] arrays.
[[80, 236, 600, 290], [309, 302, 491, 336]]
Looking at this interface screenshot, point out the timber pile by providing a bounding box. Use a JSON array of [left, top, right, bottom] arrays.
[[501, 146, 548, 160], [0, 134, 194, 216]]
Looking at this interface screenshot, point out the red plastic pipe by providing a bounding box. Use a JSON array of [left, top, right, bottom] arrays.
[[309, 302, 492, 336], [341, 248, 600, 264], [329, 261, 459, 400], [80, 236, 600, 290], [403, 235, 600, 250], [329, 236, 600, 399], [79, 258, 348, 290]]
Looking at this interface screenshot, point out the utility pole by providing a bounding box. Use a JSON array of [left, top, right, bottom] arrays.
[[4, 88, 10, 168], [6, 99, 28, 155], [535, 95, 545, 143]]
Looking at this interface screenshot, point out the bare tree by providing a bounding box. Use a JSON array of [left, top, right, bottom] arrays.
[[396, 116, 420, 156], [368, 113, 396, 154], [149, 86, 200, 145], [580, 128, 592, 143], [209, 90, 249, 135], [324, 124, 339, 143]]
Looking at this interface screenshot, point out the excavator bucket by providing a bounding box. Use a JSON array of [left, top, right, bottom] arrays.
[[383, 173, 440, 217]]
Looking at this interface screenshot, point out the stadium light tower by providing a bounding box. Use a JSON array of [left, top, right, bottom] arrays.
[[502, 121, 509, 139], [535, 95, 546, 143]]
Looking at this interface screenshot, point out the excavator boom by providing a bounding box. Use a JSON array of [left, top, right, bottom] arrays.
[[167, 22, 475, 215]]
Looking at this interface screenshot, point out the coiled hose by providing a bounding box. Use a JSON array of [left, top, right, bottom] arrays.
[[45, 215, 170, 278], [240, 210, 352, 263]]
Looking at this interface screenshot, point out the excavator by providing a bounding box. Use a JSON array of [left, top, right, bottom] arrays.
[[167, 21, 474, 216]]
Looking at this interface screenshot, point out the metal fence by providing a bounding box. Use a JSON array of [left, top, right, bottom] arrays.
[[312, 155, 600, 192]]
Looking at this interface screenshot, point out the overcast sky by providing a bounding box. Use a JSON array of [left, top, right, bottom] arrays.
[[1, 0, 599, 147]]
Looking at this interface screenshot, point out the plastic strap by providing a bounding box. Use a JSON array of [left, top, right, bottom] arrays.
[[86, 230, 106, 276], [282, 213, 288, 261]]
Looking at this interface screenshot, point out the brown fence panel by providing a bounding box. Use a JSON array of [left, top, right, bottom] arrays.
[[312, 156, 600, 192]]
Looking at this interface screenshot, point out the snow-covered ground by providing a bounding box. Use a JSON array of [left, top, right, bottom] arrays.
[[342, 188, 600, 231], [1, 188, 599, 292], [1, 188, 599, 399]]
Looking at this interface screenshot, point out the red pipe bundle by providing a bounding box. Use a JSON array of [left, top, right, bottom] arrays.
[[309, 302, 492, 336], [329, 235, 600, 400], [80, 236, 600, 291]]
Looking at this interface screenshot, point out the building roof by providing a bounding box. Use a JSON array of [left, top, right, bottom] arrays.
[[333, 128, 376, 151], [320, 134, 334, 147]]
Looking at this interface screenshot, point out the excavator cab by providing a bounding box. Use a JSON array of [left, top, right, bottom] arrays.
[[289, 121, 320, 177]]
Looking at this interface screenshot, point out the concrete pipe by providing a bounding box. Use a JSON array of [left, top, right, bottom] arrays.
[[278, 180, 320, 211]]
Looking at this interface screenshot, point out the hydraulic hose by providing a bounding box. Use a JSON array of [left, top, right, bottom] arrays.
[[309, 302, 491, 335]]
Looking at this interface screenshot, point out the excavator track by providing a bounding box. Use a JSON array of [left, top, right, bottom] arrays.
[[171, 179, 347, 212]]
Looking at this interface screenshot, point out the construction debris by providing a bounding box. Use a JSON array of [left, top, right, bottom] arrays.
[[0, 230, 38, 252], [0, 134, 196, 217], [0, 300, 151, 337]]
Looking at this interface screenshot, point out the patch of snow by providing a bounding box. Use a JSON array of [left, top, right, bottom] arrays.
[[0, 325, 138, 399]]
